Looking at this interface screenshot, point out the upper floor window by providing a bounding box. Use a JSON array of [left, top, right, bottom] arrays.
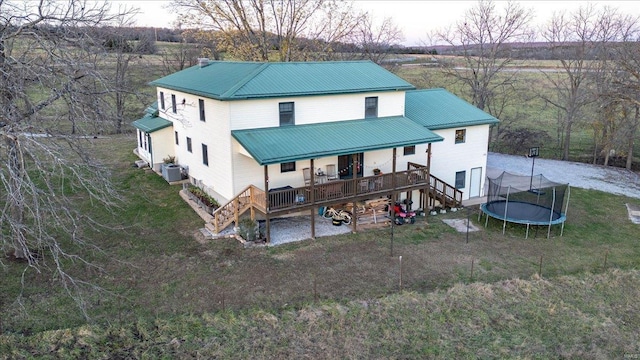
[[159, 91, 165, 110], [202, 144, 209, 166], [199, 99, 205, 122], [455, 170, 466, 189], [279, 102, 294, 126], [365, 96, 378, 118], [281, 162, 296, 173], [187, 137, 192, 153], [455, 129, 466, 144], [403, 145, 415, 156], [171, 94, 177, 113]]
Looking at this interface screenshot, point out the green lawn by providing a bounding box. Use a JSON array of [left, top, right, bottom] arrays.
[[1, 134, 639, 358]]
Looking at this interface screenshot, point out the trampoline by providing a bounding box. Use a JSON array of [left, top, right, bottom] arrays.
[[480, 172, 570, 238]]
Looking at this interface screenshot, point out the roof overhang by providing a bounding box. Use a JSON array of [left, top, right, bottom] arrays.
[[232, 116, 443, 165], [132, 115, 172, 133]]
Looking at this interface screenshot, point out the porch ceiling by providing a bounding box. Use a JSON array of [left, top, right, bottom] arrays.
[[231, 116, 443, 165]]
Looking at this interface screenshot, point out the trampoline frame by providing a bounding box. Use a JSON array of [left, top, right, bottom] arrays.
[[479, 183, 571, 239]]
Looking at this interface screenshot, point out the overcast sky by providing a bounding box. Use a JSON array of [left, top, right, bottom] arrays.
[[119, 1, 640, 46]]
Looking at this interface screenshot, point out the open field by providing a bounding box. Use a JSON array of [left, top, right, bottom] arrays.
[[1, 134, 640, 357]]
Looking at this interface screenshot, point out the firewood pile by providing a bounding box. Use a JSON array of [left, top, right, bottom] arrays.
[[344, 197, 391, 226]]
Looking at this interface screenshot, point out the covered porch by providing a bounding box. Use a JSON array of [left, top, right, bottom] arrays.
[[220, 116, 461, 243]]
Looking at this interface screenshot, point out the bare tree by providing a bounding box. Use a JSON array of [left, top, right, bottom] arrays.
[[433, 0, 534, 112], [347, 15, 404, 65], [98, 16, 153, 134], [170, 0, 362, 61], [608, 15, 640, 169], [160, 33, 204, 74], [539, 5, 611, 160], [0, 0, 127, 313]]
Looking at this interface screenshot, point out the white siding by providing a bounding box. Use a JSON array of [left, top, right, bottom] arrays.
[[149, 127, 175, 171], [157, 87, 235, 201], [429, 124, 491, 200], [152, 85, 489, 204], [229, 91, 405, 130]]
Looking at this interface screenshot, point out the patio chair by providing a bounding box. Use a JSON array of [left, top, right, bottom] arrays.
[[325, 181, 343, 199], [303, 167, 312, 186], [359, 179, 370, 193], [326, 164, 338, 181]]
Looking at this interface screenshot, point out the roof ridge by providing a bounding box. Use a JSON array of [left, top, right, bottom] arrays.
[[220, 63, 271, 98]]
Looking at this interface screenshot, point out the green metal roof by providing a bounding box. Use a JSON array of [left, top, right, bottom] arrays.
[[144, 101, 159, 117], [405, 89, 499, 130], [150, 61, 415, 100], [232, 116, 443, 165], [132, 114, 172, 133]]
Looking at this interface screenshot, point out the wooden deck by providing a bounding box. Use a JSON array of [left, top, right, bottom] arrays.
[[210, 166, 463, 234], [267, 167, 462, 215]]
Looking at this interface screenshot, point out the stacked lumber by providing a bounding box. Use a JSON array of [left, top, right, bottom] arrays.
[[348, 197, 391, 226]]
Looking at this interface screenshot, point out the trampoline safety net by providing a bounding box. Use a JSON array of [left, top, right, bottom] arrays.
[[483, 171, 569, 225]]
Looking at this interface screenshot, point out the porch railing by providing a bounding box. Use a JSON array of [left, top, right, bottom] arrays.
[[267, 167, 432, 212], [212, 185, 265, 233]]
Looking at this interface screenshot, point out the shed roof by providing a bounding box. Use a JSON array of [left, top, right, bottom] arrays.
[[232, 116, 443, 165], [405, 89, 499, 130], [150, 61, 415, 100]]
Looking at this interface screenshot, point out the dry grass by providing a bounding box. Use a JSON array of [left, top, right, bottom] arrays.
[[1, 132, 640, 356]]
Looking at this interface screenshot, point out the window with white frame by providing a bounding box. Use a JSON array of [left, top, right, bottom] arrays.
[[187, 137, 192, 153], [171, 94, 177, 113], [455, 129, 466, 144], [175, 131, 179, 145], [403, 145, 415, 156], [160, 91, 165, 110]]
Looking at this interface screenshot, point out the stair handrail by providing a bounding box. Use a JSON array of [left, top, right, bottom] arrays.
[[212, 185, 266, 233]]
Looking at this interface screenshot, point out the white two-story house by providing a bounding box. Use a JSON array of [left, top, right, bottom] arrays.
[[133, 60, 497, 242]]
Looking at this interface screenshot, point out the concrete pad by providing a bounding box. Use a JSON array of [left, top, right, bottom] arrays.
[[442, 218, 480, 232], [626, 203, 640, 225]]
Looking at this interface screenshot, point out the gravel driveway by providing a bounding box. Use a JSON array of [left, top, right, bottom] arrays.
[[487, 152, 640, 200]]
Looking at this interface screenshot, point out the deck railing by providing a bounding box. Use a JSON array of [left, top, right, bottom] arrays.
[[267, 167, 432, 212], [210, 167, 463, 233], [212, 185, 265, 233]]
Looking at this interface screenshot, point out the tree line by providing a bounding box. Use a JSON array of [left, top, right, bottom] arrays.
[[430, 0, 639, 167]]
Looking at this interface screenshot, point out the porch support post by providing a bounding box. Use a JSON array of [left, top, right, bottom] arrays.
[[310, 159, 316, 240], [390, 147, 397, 257], [264, 165, 271, 244], [426, 143, 432, 210], [352, 200, 357, 233]]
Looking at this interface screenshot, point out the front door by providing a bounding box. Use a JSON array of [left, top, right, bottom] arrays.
[[470, 167, 482, 197], [338, 153, 364, 179]]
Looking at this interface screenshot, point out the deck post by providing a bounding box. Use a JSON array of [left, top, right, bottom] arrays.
[[390, 148, 398, 256], [310, 159, 316, 240], [264, 165, 271, 244], [352, 200, 357, 233]]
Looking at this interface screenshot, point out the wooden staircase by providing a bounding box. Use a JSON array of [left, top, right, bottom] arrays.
[[426, 174, 463, 209], [207, 185, 266, 234], [407, 162, 463, 209]]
